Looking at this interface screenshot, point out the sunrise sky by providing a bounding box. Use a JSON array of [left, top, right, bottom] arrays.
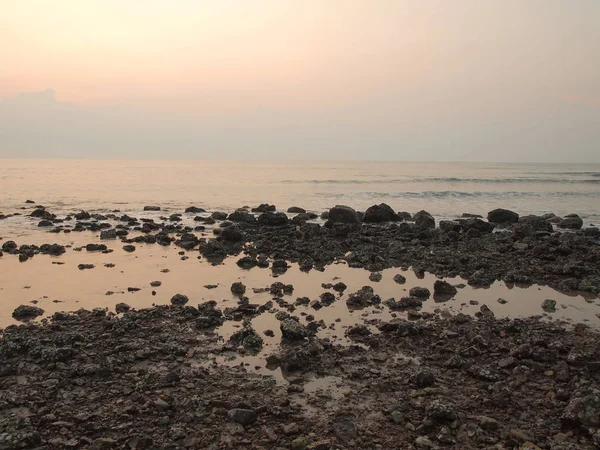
[[1, 0, 599, 161]]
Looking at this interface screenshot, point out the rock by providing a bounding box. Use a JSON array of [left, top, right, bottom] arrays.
[[185, 206, 205, 213], [227, 408, 257, 426], [542, 299, 557, 312], [231, 282, 246, 296], [236, 256, 257, 269], [287, 206, 306, 213], [86, 243, 108, 252], [100, 229, 117, 240], [143, 206, 161, 211], [328, 205, 360, 224], [475, 415, 499, 430], [221, 225, 243, 242], [333, 282, 347, 292], [170, 294, 189, 306], [346, 286, 381, 308], [12, 305, 44, 320], [258, 212, 288, 226], [123, 245, 136, 252], [564, 392, 600, 427], [2, 240, 18, 252], [25, 199, 35, 203], [426, 400, 457, 422], [518, 215, 554, 233], [228, 210, 257, 223], [150, 281, 162, 287], [409, 286, 431, 298], [210, 211, 228, 220], [393, 274, 406, 284], [38, 220, 53, 227], [280, 318, 309, 340], [415, 369, 435, 387], [115, 303, 131, 313], [75, 211, 91, 220], [433, 280, 457, 297], [487, 208, 519, 224], [369, 272, 382, 282], [461, 218, 494, 234], [558, 214, 583, 230], [228, 327, 263, 351], [251, 203, 276, 213], [413, 210, 435, 229], [585, 226, 600, 237], [362, 203, 399, 223]]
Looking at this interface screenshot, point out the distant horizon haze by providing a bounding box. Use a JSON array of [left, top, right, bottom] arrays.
[[1, 1, 599, 162]]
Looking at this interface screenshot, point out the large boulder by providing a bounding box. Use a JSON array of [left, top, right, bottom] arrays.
[[287, 206, 306, 214], [362, 203, 400, 223], [220, 226, 243, 242], [413, 210, 435, 229], [558, 214, 583, 230], [258, 212, 288, 226], [328, 205, 360, 224], [433, 280, 457, 297], [487, 208, 519, 224]]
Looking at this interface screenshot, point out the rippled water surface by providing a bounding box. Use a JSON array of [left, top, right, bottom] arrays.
[[1, 160, 600, 225]]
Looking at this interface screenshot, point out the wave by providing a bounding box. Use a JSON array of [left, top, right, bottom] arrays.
[[322, 190, 600, 200], [280, 177, 600, 185]]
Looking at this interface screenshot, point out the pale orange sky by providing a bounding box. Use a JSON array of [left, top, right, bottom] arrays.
[[1, 0, 599, 161]]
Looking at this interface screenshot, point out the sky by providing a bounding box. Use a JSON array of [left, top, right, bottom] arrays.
[[1, 0, 599, 161]]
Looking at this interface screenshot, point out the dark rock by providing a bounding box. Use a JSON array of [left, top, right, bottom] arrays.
[[518, 215, 554, 233], [75, 211, 91, 220], [564, 393, 600, 427], [78, 264, 95, 270], [25, 199, 35, 203], [170, 294, 189, 306], [287, 206, 306, 213], [487, 208, 519, 224], [86, 243, 108, 252], [439, 220, 462, 233], [333, 282, 347, 292], [393, 274, 406, 284], [369, 272, 382, 282], [38, 220, 54, 227], [415, 369, 435, 387], [1, 240, 17, 252], [236, 256, 257, 269], [210, 211, 228, 220], [185, 206, 206, 213], [221, 226, 243, 242], [40, 244, 66, 256], [251, 203, 276, 213], [13, 305, 44, 320], [228, 326, 263, 351], [433, 280, 457, 297], [258, 212, 288, 226], [100, 229, 117, 240], [228, 210, 257, 223], [542, 299, 557, 312], [280, 318, 310, 340], [413, 210, 435, 229], [123, 245, 136, 252], [228, 408, 257, 426], [143, 206, 161, 211], [558, 214, 583, 230], [409, 286, 431, 298], [231, 282, 246, 296], [346, 286, 381, 308], [362, 203, 399, 223], [328, 205, 360, 224], [461, 218, 494, 234], [115, 303, 131, 313]]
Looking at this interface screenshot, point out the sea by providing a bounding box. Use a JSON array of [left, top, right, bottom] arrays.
[[1, 159, 600, 226]]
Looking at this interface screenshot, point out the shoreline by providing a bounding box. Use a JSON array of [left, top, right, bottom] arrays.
[[1, 202, 600, 448]]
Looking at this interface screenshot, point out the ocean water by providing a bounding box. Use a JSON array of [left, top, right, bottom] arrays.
[[1, 159, 599, 225]]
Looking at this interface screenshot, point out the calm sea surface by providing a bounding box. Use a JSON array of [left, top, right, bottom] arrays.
[[1, 159, 600, 225]]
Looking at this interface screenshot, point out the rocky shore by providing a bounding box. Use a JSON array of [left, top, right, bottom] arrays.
[[1, 202, 600, 449], [2, 304, 600, 449]]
